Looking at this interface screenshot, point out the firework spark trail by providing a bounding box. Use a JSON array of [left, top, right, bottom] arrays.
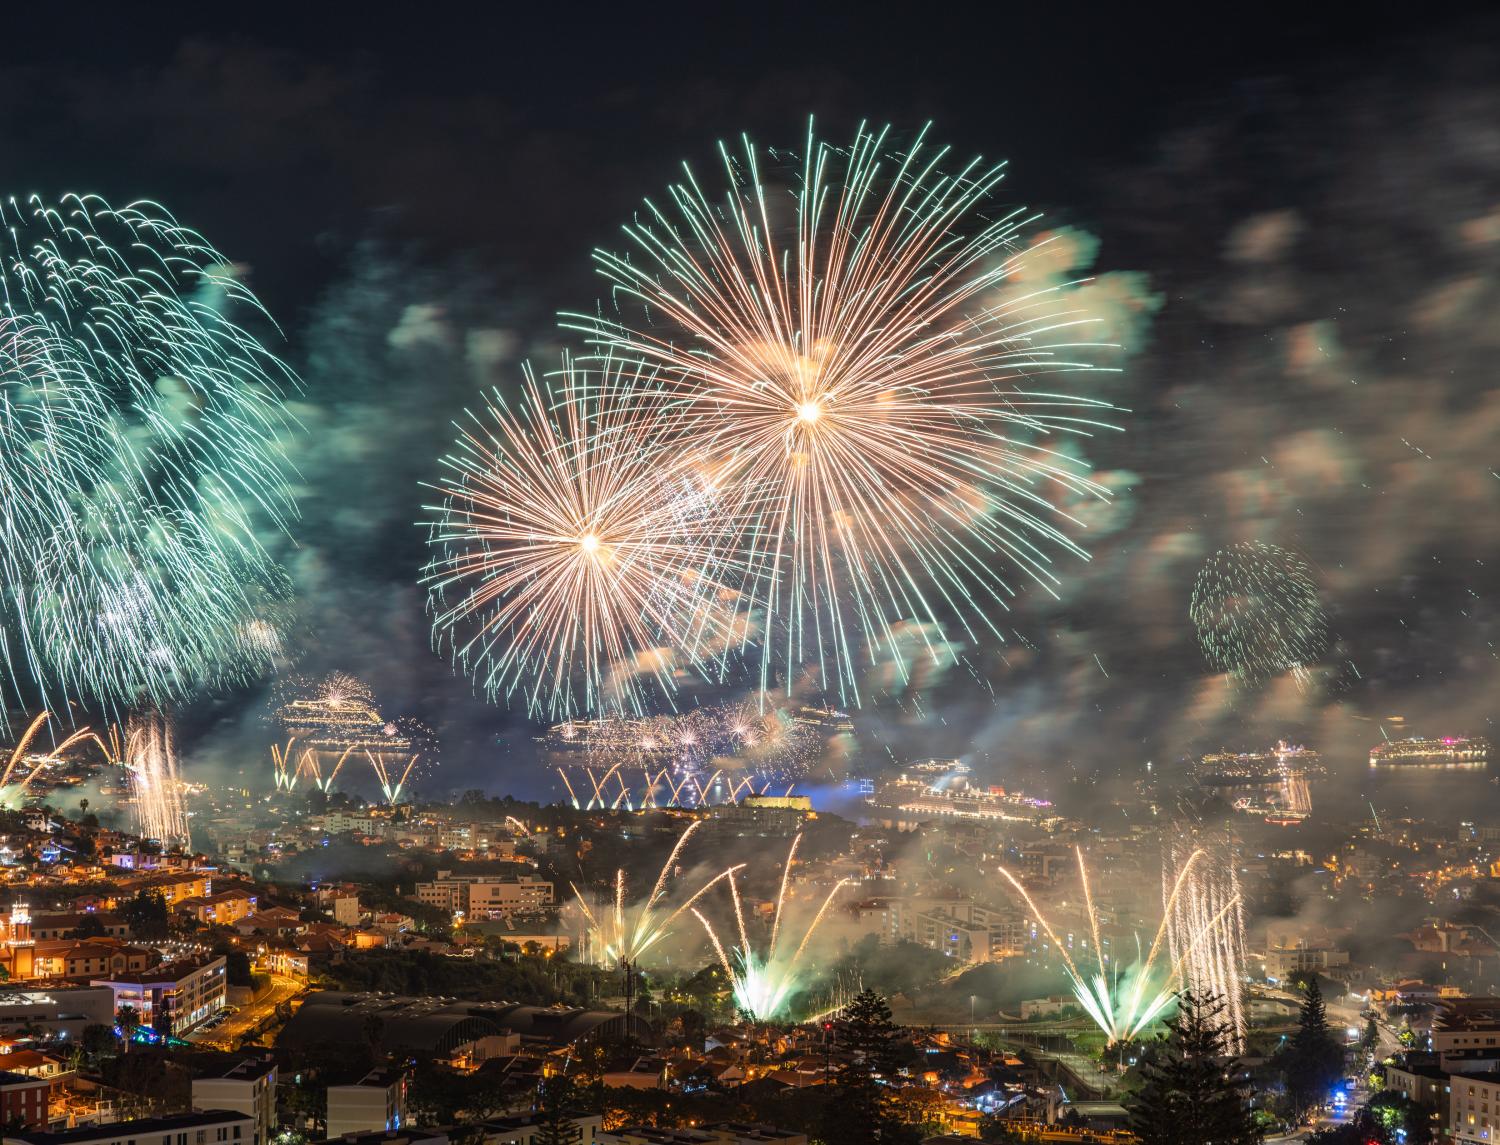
[[125, 710, 189, 846], [997, 847, 1236, 1044], [694, 834, 852, 1020], [1165, 835, 1248, 1052], [363, 751, 420, 804], [556, 768, 582, 808], [0, 198, 298, 718], [1190, 541, 1326, 686], [567, 121, 1118, 705], [424, 355, 752, 718], [271, 739, 299, 791], [0, 711, 109, 799]]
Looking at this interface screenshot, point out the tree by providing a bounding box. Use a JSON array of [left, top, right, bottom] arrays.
[[120, 889, 170, 940], [81, 1023, 118, 1062], [1125, 990, 1261, 1145], [1358, 1016, 1380, 1060], [1312, 1091, 1437, 1145], [817, 989, 919, 1145], [534, 1075, 582, 1145], [74, 914, 107, 939], [115, 1005, 140, 1053], [1281, 978, 1345, 1121]]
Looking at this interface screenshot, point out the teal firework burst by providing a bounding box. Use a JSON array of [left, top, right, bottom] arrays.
[[0, 195, 298, 714]]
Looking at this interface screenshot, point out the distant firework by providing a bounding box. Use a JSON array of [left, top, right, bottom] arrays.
[[271, 672, 432, 799], [424, 357, 747, 718], [125, 710, 190, 846], [0, 196, 298, 716], [1190, 541, 1326, 684], [568, 121, 1117, 705], [0, 712, 109, 806], [547, 700, 823, 808]]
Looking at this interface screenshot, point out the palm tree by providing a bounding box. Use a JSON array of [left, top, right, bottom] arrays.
[[116, 1005, 140, 1052]]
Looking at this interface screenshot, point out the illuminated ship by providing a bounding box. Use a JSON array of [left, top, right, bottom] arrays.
[[1368, 735, 1489, 769], [866, 763, 1055, 823]]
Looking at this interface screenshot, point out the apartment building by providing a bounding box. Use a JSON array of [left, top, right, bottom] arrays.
[[414, 874, 553, 918], [191, 1061, 277, 1145], [91, 955, 227, 1035], [326, 1068, 408, 1138]]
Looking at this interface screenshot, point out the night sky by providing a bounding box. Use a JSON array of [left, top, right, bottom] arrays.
[[5, 4, 1497, 801]]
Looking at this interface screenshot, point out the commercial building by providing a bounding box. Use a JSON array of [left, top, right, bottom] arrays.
[[0, 988, 115, 1039], [886, 898, 1029, 962], [191, 1061, 278, 1145], [413, 875, 553, 919], [91, 955, 226, 1035], [3, 1110, 253, 1145], [326, 1068, 409, 1138]]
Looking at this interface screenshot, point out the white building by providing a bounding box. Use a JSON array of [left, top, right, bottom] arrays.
[[191, 1060, 277, 1145], [0, 987, 115, 1038], [1451, 1072, 1500, 1143], [326, 1067, 408, 1138]]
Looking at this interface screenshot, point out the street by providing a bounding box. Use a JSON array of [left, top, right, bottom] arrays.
[[188, 974, 306, 1050]]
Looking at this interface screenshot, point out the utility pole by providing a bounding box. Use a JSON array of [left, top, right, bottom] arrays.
[[823, 1020, 834, 1087], [621, 958, 636, 1050]]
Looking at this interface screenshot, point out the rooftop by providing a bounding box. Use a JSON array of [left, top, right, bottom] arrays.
[[220, 1059, 277, 1081], [10, 1110, 251, 1145]]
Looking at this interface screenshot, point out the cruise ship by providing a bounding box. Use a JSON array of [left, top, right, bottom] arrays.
[[1368, 735, 1490, 769]]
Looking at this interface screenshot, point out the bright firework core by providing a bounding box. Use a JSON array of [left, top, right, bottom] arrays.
[[579, 533, 602, 554], [794, 400, 822, 425]]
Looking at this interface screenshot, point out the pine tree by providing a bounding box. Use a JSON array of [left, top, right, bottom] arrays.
[[1125, 991, 1262, 1145], [1282, 978, 1345, 1121], [818, 989, 919, 1145], [534, 1075, 582, 1145]]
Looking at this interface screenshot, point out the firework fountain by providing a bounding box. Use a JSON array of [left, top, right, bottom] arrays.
[[124, 711, 190, 847], [997, 847, 1242, 1045], [694, 835, 852, 1021], [1164, 834, 1248, 1053], [571, 821, 740, 967]]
